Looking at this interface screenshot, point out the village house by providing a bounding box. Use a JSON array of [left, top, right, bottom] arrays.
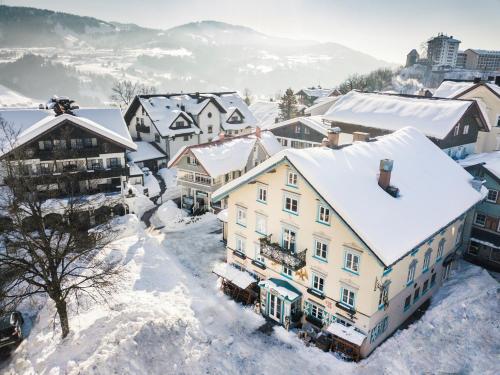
[[264, 115, 356, 149], [303, 95, 342, 116], [0, 97, 136, 227], [123, 92, 258, 167], [323, 90, 490, 160], [167, 128, 281, 214], [211, 127, 485, 359], [296, 87, 340, 106], [433, 77, 500, 153], [459, 152, 500, 272]]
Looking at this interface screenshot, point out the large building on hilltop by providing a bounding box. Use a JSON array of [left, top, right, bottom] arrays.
[[427, 33, 461, 68], [463, 49, 500, 71], [212, 127, 485, 359], [123, 92, 257, 168]]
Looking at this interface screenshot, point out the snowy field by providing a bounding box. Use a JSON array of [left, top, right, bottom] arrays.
[[1, 213, 498, 374]]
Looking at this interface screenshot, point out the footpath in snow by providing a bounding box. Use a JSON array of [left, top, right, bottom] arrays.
[[2, 213, 498, 374]]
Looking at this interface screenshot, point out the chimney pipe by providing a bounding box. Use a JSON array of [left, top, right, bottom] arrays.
[[321, 137, 329, 147], [352, 132, 370, 142], [255, 126, 261, 138], [218, 132, 225, 141], [378, 159, 394, 191], [473, 77, 481, 84], [327, 127, 341, 148]]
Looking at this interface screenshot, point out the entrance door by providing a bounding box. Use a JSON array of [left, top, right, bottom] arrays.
[[269, 294, 282, 322]]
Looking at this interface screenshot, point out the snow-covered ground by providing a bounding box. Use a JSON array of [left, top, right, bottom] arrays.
[[0, 84, 39, 107], [1, 213, 498, 374]]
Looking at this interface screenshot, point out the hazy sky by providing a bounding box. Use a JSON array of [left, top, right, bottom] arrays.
[[4, 0, 500, 62]]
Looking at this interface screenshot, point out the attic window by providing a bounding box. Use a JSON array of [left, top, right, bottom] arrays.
[[208, 112, 212, 118]]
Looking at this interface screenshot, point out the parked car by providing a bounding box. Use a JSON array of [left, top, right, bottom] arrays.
[[0, 311, 23, 352]]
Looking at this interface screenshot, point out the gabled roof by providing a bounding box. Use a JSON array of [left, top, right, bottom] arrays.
[[249, 100, 279, 128], [127, 141, 167, 163], [213, 127, 485, 266], [296, 88, 334, 99], [0, 108, 136, 156], [125, 92, 257, 134], [168, 131, 282, 177], [305, 96, 342, 115], [459, 151, 500, 182], [433, 81, 500, 99], [324, 91, 486, 140]]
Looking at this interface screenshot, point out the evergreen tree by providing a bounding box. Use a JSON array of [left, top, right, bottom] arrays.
[[278, 88, 298, 120]]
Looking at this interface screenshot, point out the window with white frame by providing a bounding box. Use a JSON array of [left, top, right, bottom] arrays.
[[235, 236, 246, 254], [312, 273, 325, 293], [187, 156, 198, 166], [423, 249, 432, 272], [455, 224, 463, 245], [310, 302, 324, 320], [437, 239, 445, 259], [474, 213, 486, 227], [304, 127, 310, 134], [340, 287, 356, 308], [344, 251, 360, 273], [283, 194, 299, 214], [282, 227, 296, 252], [314, 239, 328, 260], [318, 204, 330, 224], [463, 125, 469, 135], [257, 185, 267, 203], [236, 206, 247, 226], [254, 242, 265, 264], [407, 260, 417, 284], [287, 171, 298, 186], [295, 125, 300, 134], [453, 125, 460, 136], [255, 214, 267, 235], [487, 189, 498, 203]]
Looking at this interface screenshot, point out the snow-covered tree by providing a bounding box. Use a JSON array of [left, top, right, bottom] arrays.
[[278, 88, 298, 121]]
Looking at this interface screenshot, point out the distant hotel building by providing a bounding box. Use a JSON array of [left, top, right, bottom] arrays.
[[427, 33, 461, 68]]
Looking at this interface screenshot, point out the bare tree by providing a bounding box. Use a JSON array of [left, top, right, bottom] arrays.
[[0, 117, 122, 338], [110, 80, 157, 109]]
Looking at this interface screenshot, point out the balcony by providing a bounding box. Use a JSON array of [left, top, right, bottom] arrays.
[[178, 173, 223, 191], [259, 236, 306, 271], [136, 124, 151, 133]]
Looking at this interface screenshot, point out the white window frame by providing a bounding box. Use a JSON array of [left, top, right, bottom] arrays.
[[257, 185, 267, 203], [474, 213, 486, 227], [437, 239, 445, 259], [310, 302, 324, 320], [463, 124, 469, 135], [254, 242, 265, 264], [487, 189, 498, 203], [314, 239, 328, 261], [312, 273, 325, 293], [255, 214, 267, 235], [283, 193, 299, 214], [295, 125, 300, 134], [283, 265, 293, 277], [423, 249, 432, 272], [344, 250, 360, 274], [317, 204, 330, 224], [236, 206, 247, 227], [287, 170, 298, 187], [407, 260, 417, 284], [340, 286, 356, 308], [282, 227, 297, 252], [235, 236, 246, 254], [453, 125, 460, 136]]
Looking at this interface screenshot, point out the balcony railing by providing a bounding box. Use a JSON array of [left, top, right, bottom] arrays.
[[259, 236, 306, 271]]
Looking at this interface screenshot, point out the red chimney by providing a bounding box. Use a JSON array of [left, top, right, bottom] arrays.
[[255, 126, 261, 138], [378, 159, 394, 190]]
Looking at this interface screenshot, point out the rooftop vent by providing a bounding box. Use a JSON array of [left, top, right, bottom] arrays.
[[471, 177, 484, 192], [473, 77, 481, 84]]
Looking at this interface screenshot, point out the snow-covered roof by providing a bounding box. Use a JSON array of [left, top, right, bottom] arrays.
[[459, 151, 500, 178], [249, 100, 279, 128], [264, 115, 329, 134], [324, 91, 476, 140], [136, 92, 257, 135], [0, 108, 136, 156], [297, 87, 334, 99], [213, 127, 485, 266], [433, 81, 500, 99], [139, 97, 201, 138], [127, 141, 167, 163], [258, 278, 301, 301], [168, 131, 282, 177], [217, 209, 228, 223], [327, 322, 366, 346], [305, 96, 341, 115], [433, 81, 476, 99], [213, 263, 256, 289], [128, 163, 144, 177]]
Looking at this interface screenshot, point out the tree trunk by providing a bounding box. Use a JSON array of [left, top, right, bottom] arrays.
[[55, 299, 70, 338]]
